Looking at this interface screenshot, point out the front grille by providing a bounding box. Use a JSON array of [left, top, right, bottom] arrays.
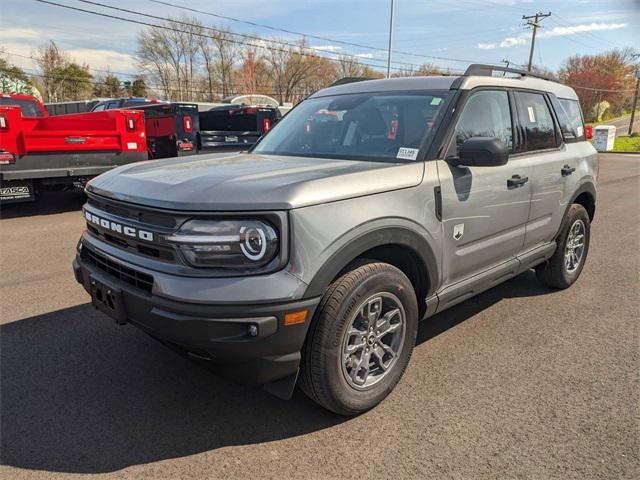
[[87, 194, 178, 229], [82, 246, 154, 293], [86, 224, 176, 262]]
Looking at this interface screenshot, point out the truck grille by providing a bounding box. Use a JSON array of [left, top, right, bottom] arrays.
[[82, 246, 154, 293]]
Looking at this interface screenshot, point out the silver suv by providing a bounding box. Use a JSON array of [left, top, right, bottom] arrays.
[[73, 65, 597, 415]]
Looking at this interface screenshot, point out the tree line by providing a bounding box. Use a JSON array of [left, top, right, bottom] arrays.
[[0, 16, 636, 122]]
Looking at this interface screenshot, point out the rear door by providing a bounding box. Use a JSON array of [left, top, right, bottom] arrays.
[[514, 91, 571, 250], [437, 89, 532, 287]]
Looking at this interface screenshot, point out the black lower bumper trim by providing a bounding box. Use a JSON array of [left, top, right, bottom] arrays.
[[73, 257, 320, 388]]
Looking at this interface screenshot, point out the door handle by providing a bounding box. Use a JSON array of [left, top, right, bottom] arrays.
[[561, 164, 576, 176], [507, 174, 529, 188]]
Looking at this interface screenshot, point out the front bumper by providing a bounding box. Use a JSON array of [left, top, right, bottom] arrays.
[[73, 241, 320, 393]]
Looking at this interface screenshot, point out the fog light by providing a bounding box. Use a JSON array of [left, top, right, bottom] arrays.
[[248, 324, 259, 337]]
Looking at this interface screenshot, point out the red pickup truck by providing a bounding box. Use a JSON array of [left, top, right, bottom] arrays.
[[0, 93, 147, 204]]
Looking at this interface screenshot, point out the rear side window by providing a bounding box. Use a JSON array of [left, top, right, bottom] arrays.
[[92, 104, 106, 112], [514, 92, 558, 151], [558, 99, 586, 141], [454, 90, 513, 152]]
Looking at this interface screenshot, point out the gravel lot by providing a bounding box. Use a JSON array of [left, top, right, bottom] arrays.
[[1, 153, 638, 479]]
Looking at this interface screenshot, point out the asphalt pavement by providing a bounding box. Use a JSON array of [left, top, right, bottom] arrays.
[[602, 113, 639, 136], [1, 153, 638, 479]]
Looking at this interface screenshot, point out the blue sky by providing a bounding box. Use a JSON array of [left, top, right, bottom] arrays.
[[1, 0, 638, 77]]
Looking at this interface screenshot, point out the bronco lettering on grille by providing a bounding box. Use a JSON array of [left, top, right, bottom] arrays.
[[85, 211, 154, 241]]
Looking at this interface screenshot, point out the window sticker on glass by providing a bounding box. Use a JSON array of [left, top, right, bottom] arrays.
[[397, 147, 419, 160], [430, 98, 442, 106], [527, 106, 536, 123]]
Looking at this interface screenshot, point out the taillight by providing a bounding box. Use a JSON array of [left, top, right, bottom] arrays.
[[183, 115, 193, 133], [126, 116, 136, 132], [262, 117, 271, 133], [585, 125, 593, 140], [0, 112, 8, 132], [0, 152, 16, 164]]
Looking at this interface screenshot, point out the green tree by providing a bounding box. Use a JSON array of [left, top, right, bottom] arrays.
[[131, 77, 147, 97], [50, 63, 93, 101], [0, 57, 33, 94], [559, 49, 636, 121]]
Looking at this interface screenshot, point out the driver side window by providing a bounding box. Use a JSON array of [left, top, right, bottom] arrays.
[[454, 90, 513, 153]]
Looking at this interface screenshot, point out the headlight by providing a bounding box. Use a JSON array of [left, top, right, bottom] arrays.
[[164, 219, 279, 268]]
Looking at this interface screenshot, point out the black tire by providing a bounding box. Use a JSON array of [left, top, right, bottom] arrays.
[[536, 204, 590, 289], [300, 262, 418, 415]]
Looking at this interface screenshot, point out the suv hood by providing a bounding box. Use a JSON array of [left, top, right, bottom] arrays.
[[87, 152, 424, 211]]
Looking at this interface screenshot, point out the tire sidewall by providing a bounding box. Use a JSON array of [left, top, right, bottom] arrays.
[[558, 205, 591, 286], [321, 265, 418, 414]]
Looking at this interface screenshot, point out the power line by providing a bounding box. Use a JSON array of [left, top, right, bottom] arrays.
[[553, 12, 627, 50], [32, 0, 406, 73], [146, 0, 484, 65], [74, 0, 422, 70]]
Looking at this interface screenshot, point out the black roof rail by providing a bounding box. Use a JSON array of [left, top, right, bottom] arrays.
[[464, 64, 555, 82], [328, 77, 371, 87]]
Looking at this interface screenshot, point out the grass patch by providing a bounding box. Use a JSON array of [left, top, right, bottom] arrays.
[[612, 136, 640, 153]]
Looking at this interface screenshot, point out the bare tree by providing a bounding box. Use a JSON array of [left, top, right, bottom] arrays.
[[33, 41, 66, 101], [210, 27, 237, 98], [266, 40, 324, 104]]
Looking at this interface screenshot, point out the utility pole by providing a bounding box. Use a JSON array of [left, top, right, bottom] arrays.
[[523, 12, 551, 72], [386, 0, 395, 78], [629, 54, 639, 136]]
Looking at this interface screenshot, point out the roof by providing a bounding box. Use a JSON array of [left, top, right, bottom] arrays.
[[310, 69, 578, 101], [310, 76, 457, 98]]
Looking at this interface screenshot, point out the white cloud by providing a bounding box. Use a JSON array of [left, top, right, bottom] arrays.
[[500, 36, 528, 48], [537, 22, 627, 38], [312, 45, 342, 52], [477, 21, 627, 50], [354, 53, 374, 59]]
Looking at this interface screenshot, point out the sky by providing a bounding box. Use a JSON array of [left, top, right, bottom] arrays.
[[1, 0, 638, 79]]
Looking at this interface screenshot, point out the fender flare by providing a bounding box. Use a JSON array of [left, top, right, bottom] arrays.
[[555, 181, 596, 239], [304, 226, 439, 299]]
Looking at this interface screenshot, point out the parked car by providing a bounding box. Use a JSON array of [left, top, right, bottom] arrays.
[[0, 93, 147, 204], [90, 97, 165, 112], [198, 104, 280, 151], [72, 65, 597, 414]]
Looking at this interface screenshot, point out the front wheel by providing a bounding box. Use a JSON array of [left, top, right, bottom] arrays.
[[536, 203, 591, 289], [300, 262, 418, 415]]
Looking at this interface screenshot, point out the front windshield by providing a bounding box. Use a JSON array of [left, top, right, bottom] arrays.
[[253, 90, 450, 162]]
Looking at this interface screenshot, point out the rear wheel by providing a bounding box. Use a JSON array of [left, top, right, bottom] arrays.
[[536, 203, 590, 289], [300, 262, 418, 415]]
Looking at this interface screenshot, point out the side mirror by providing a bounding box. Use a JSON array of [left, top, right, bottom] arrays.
[[450, 137, 509, 167]]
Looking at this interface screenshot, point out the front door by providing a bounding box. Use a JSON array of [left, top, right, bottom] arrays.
[[436, 89, 532, 287]]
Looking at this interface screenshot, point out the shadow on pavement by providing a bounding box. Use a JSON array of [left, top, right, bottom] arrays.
[[417, 270, 551, 345], [0, 189, 86, 220], [1, 271, 552, 474]]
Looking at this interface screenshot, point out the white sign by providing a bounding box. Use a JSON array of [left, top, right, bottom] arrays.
[[397, 147, 419, 161]]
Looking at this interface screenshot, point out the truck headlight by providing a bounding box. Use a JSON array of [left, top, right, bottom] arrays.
[[164, 219, 279, 268]]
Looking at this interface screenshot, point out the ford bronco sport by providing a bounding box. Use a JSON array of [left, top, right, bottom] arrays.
[[73, 65, 597, 415]]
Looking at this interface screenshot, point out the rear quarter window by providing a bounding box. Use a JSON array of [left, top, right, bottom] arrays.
[[558, 98, 586, 142]]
